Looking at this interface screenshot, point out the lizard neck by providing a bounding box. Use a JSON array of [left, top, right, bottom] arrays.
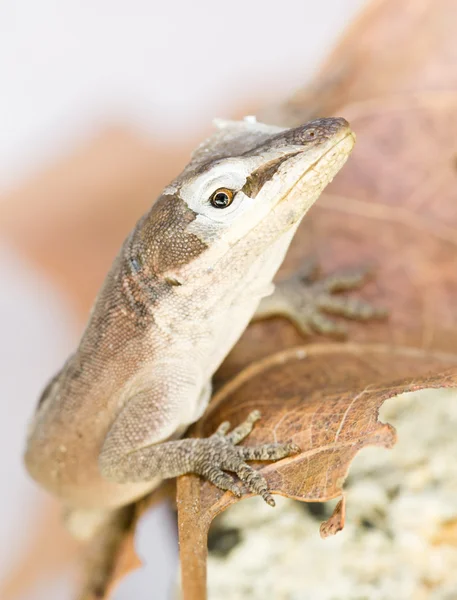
[[158, 224, 298, 380]]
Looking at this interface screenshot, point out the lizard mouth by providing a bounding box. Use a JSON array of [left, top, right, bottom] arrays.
[[275, 130, 356, 207]]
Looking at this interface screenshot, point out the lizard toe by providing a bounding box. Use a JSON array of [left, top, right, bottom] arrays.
[[238, 441, 300, 461], [233, 461, 275, 507], [201, 465, 242, 497], [226, 410, 262, 444]]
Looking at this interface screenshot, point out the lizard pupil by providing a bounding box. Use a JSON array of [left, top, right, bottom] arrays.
[[210, 188, 234, 208]]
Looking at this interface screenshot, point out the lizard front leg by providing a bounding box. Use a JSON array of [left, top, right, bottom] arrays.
[[254, 258, 387, 338], [99, 386, 298, 507]]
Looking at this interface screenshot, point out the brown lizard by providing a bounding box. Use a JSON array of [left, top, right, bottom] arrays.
[[24, 116, 384, 541]]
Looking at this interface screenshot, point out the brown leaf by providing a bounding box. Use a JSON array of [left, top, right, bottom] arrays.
[[78, 483, 174, 600], [320, 497, 345, 539], [177, 347, 457, 599], [92, 527, 142, 600], [264, 0, 457, 125]]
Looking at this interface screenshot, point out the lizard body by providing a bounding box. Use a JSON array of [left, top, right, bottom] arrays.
[[25, 117, 362, 515]]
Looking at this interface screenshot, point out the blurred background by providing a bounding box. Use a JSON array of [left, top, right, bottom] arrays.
[[0, 1, 368, 599]]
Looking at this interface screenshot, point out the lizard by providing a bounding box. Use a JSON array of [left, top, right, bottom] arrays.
[[24, 116, 385, 540]]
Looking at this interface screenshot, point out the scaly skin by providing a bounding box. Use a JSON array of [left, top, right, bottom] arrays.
[[25, 117, 376, 525]]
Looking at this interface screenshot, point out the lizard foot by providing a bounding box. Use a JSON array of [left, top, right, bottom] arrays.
[[191, 410, 299, 506], [257, 258, 387, 338]]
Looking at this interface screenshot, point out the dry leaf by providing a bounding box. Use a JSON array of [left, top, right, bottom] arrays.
[[81, 524, 141, 600], [264, 0, 457, 125], [78, 484, 174, 600], [177, 348, 457, 599], [320, 497, 345, 539]]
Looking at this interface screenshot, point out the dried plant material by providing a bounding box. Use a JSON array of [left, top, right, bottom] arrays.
[[81, 525, 141, 600], [78, 484, 174, 600], [264, 0, 457, 125], [320, 497, 345, 539], [177, 348, 457, 599], [102, 533, 142, 600], [206, 388, 457, 599]]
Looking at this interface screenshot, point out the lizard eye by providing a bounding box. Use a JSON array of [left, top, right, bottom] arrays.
[[305, 128, 316, 140], [210, 188, 234, 208]]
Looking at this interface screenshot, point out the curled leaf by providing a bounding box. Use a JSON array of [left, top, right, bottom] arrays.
[[320, 497, 345, 539]]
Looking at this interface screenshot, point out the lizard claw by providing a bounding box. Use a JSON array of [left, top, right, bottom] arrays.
[[192, 412, 299, 506]]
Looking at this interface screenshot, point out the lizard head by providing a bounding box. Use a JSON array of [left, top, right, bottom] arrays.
[[136, 117, 355, 285]]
